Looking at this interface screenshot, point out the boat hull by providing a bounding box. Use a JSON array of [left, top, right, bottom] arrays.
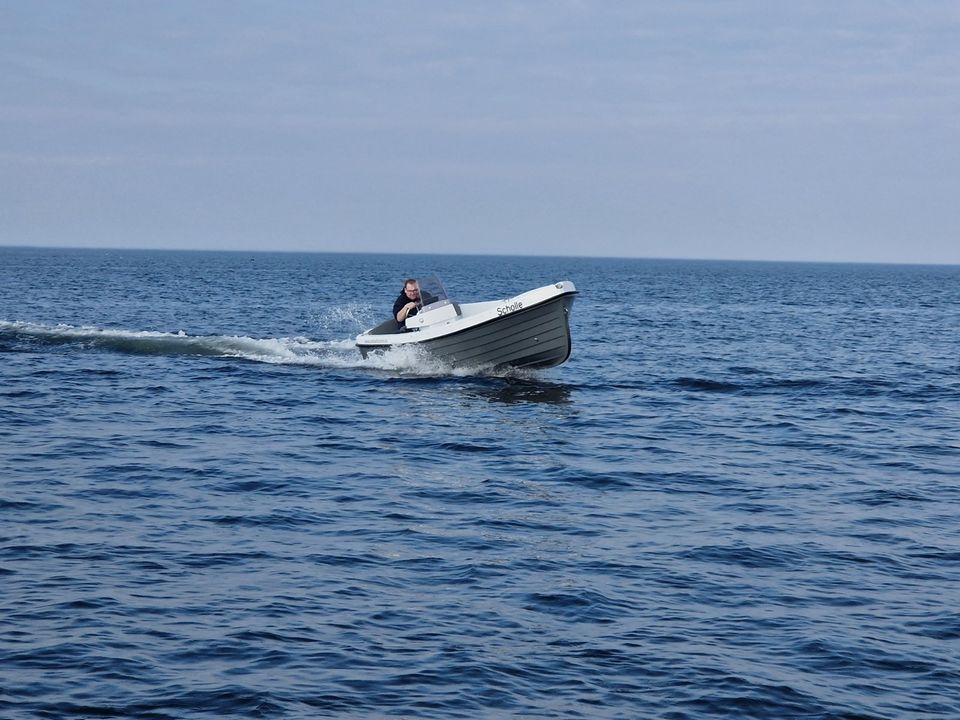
[[358, 292, 575, 369]]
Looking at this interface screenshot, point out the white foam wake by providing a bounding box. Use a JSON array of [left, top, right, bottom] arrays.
[[0, 320, 506, 376]]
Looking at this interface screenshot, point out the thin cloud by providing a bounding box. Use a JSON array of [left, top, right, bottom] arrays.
[[1, 1, 958, 262]]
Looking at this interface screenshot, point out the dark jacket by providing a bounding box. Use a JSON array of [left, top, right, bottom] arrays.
[[393, 290, 418, 329]]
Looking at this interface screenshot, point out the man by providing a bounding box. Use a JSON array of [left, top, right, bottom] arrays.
[[393, 278, 420, 330]]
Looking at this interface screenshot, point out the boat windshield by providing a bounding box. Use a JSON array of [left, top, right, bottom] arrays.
[[416, 274, 451, 312]]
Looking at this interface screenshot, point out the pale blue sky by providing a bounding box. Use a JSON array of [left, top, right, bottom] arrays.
[[2, 1, 958, 263]]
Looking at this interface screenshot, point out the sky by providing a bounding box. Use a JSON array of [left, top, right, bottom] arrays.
[[1, 1, 958, 263]]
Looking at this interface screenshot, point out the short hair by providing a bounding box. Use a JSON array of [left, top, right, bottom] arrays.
[[403, 278, 417, 289]]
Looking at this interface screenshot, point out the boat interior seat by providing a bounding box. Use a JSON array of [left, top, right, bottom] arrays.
[[368, 318, 401, 336]]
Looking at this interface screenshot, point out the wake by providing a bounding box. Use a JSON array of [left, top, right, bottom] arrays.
[[0, 320, 525, 377], [0, 320, 402, 370]]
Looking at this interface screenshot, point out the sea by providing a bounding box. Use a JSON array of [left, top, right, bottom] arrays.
[[1, 247, 958, 720]]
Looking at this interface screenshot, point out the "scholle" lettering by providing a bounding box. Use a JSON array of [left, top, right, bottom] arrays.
[[496, 301, 523, 316]]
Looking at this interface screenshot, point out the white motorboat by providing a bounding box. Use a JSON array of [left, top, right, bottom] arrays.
[[356, 275, 577, 369]]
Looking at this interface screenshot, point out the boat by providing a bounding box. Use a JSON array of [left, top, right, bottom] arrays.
[[356, 275, 577, 370]]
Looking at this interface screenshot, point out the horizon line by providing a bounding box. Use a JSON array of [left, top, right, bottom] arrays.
[[1, 242, 957, 269]]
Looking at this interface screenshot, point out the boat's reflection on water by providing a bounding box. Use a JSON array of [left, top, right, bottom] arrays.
[[466, 377, 574, 405]]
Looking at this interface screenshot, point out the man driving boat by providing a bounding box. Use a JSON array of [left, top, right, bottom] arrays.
[[393, 278, 420, 330]]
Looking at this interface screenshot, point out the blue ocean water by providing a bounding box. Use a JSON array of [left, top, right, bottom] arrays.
[[1, 247, 959, 719]]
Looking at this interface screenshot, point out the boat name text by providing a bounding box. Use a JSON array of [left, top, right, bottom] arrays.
[[497, 301, 523, 316]]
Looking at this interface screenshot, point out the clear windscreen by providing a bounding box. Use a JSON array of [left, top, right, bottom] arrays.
[[416, 274, 450, 312]]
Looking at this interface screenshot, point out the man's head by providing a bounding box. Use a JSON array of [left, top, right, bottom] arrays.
[[403, 279, 419, 300]]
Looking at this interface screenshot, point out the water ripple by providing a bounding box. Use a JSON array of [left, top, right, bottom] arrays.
[[2, 251, 959, 719]]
